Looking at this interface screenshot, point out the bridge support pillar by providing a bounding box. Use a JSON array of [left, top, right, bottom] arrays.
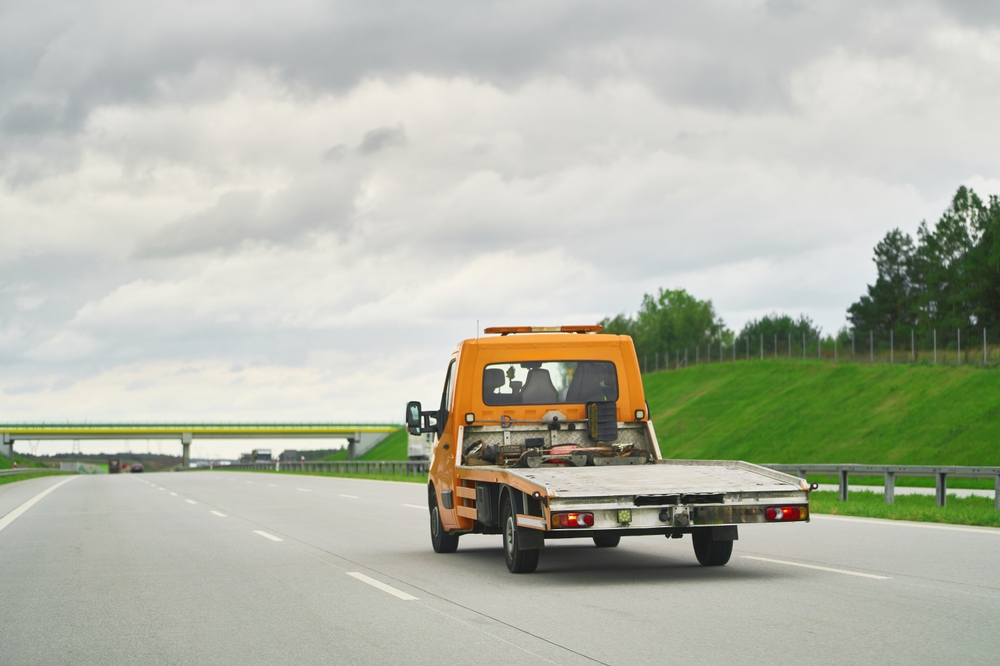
[[1, 432, 12, 460], [181, 433, 192, 469]]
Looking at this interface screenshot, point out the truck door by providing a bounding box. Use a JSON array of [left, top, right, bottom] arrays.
[[431, 358, 460, 529]]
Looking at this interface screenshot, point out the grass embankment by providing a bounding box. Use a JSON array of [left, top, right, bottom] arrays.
[[645, 360, 1000, 467], [322, 428, 409, 462], [643, 360, 1000, 526]]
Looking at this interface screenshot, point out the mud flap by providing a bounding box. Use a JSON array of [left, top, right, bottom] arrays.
[[710, 525, 738, 541], [518, 526, 545, 550]]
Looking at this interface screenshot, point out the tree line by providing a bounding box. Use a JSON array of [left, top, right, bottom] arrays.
[[601, 185, 1000, 361]]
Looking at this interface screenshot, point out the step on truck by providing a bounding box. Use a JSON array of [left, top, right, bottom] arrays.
[[406, 325, 814, 574]]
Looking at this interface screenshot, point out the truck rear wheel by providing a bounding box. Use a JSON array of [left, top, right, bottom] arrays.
[[501, 495, 539, 573], [593, 534, 621, 548], [692, 529, 733, 566], [430, 489, 459, 554]]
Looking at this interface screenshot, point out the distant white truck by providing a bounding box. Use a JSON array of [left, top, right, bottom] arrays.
[[408, 433, 433, 461]]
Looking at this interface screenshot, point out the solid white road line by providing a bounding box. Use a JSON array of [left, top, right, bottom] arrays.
[[339, 494, 358, 499], [0, 477, 77, 535], [186, 500, 197, 505], [254, 530, 283, 542], [403, 504, 425, 509], [346, 572, 417, 600], [210, 510, 227, 518], [812, 513, 1000, 535], [741, 556, 890, 580]]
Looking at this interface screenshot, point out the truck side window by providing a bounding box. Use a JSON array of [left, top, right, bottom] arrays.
[[438, 360, 457, 434]]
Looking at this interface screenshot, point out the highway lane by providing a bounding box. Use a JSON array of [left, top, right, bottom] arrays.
[[1, 472, 998, 665]]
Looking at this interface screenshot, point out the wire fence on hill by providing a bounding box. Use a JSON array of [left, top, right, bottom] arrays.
[[642, 327, 998, 372]]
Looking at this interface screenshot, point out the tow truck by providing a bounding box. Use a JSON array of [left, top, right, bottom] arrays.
[[406, 325, 813, 573]]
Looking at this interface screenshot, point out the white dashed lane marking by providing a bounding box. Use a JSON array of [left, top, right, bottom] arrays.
[[254, 530, 283, 542], [346, 572, 417, 600], [339, 494, 358, 499], [186, 500, 197, 505], [210, 511, 227, 518], [403, 504, 425, 509]]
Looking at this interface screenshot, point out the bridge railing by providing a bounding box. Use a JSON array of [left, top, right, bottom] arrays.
[[763, 463, 1000, 509], [215, 460, 430, 477]]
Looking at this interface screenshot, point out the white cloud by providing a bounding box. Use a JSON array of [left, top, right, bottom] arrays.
[[1, 0, 999, 448]]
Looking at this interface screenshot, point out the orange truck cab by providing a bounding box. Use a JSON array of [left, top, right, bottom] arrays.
[[406, 326, 812, 573]]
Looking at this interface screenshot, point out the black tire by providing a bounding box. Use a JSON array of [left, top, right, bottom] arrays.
[[429, 488, 459, 554], [692, 529, 733, 566], [501, 494, 539, 573], [593, 534, 621, 548]]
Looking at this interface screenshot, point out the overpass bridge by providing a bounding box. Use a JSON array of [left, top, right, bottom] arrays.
[[0, 423, 399, 467]]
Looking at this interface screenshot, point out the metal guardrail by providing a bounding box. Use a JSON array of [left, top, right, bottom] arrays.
[[764, 464, 1000, 509], [198, 460, 1000, 510], [0, 468, 63, 477], [212, 460, 430, 477]]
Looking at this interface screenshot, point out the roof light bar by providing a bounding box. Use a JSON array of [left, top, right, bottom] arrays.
[[483, 325, 603, 336]]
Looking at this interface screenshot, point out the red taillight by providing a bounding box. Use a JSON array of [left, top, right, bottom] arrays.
[[551, 512, 595, 528], [765, 506, 808, 521]]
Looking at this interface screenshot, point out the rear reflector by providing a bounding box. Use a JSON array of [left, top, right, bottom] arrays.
[[764, 506, 808, 522], [551, 512, 595, 528]]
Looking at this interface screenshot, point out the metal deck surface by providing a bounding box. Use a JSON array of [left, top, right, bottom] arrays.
[[498, 460, 804, 498]]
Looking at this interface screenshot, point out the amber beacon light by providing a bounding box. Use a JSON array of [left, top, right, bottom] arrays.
[[483, 325, 603, 336]]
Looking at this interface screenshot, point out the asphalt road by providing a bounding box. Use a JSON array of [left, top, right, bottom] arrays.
[[1, 472, 997, 665]]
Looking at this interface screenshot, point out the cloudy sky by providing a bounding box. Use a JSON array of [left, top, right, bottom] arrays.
[[2, 0, 999, 456]]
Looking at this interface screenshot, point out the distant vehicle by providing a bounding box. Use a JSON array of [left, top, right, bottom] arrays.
[[239, 453, 252, 463], [407, 433, 433, 461], [130, 464, 144, 473], [109, 458, 122, 474], [279, 450, 300, 463], [251, 448, 272, 463]]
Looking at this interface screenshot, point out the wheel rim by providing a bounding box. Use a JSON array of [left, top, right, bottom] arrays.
[[504, 515, 515, 558], [431, 506, 440, 539]]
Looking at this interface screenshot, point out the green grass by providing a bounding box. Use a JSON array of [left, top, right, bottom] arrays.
[[322, 428, 409, 461], [645, 359, 1000, 467], [0, 453, 48, 470], [810, 490, 1000, 528], [0, 471, 69, 487]]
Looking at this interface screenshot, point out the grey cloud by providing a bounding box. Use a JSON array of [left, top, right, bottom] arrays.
[[134, 190, 264, 258], [4, 381, 45, 395], [359, 125, 406, 154], [0, 0, 959, 157], [134, 171, 359, 258]]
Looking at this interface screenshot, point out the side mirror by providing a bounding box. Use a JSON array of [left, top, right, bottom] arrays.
[[406, 401, 423, 436]]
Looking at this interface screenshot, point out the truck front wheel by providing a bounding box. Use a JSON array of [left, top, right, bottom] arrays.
[[501, 495, 539, 574], [692, 529, 733, 566], [430, 490, 459, 554]]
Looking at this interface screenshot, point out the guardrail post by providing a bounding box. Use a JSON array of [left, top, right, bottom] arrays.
[[995, 475, 999, 511], [935, 472, 947, 507], [839, 469, 849, 502], [884, 472, 895, 504]]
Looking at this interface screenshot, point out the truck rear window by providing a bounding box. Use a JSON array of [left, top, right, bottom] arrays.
[[482, 361, 618, 406]]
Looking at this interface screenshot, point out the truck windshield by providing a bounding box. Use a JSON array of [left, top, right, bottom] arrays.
[[482, 361, 618, 406]]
